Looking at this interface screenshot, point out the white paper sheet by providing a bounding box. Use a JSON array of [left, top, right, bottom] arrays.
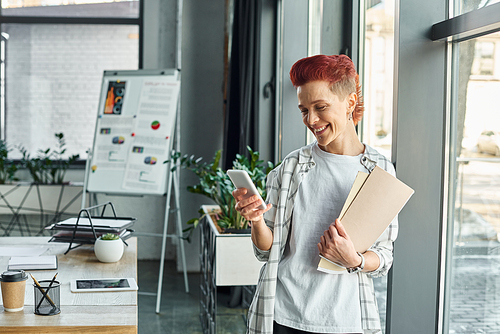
[[0, 246, 49, 257]]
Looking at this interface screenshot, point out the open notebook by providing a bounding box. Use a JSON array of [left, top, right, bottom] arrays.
[[318, 166, 414, 274]]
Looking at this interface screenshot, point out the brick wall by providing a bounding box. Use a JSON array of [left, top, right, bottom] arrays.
[[5, 23, 139, 159]]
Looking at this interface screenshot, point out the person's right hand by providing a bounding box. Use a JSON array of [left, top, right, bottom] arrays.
[[232, 188, 272, 223]]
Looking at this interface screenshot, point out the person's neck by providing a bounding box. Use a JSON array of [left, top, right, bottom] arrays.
[[319, 127, 364, 156]]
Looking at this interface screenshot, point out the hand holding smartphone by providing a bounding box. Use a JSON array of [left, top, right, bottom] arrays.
[[227, 170, 267, 210]]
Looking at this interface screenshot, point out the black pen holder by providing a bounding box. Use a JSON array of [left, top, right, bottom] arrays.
[[33, 280, 61, 316]]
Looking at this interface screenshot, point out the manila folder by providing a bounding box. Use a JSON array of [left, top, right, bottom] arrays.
[[318, 166, 414, 274]]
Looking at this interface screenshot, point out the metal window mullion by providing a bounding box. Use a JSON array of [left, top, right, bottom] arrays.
[[431, 2, 500, 42], [138, 0, 144, 69], [0, 16, 140, 25], [274, 0, 283, 163]]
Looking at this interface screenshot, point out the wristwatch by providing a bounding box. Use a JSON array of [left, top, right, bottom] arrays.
[[347, 252, 365, 274]]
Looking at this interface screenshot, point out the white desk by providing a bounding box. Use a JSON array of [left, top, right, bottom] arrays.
[[0, 237, 137, 333]]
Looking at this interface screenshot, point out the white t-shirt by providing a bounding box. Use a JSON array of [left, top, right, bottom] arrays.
[[274, 143, 367, 333]]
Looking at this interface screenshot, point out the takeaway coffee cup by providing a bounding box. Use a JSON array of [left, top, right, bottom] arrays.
[[0, 270, 28, 312]]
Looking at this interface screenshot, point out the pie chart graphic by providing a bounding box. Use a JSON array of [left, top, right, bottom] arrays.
[[144, 156, 157, 165], [151, 121, 160, 130], [112, 136, 125, 144]]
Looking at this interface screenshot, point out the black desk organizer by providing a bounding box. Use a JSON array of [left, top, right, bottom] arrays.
[[47, 202, 136, 254]]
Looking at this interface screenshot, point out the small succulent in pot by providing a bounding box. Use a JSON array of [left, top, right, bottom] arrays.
[[100, 233, 120, 241], [94, 233, 124, 263]]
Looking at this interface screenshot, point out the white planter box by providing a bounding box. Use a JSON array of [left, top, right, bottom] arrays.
[[202, 205, 263, 286]]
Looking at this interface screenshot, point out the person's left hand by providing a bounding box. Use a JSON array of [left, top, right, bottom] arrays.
[[317, 219, 361, 268]]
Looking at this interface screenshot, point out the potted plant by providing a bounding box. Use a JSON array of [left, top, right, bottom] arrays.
[[94, 233, 125, 263], [0, 133, 82, 236], [169, 146, 277, 241], [0, 140, 18, 184], [18, 132, 79, 185]]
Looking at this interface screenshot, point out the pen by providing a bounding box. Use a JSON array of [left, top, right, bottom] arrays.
[[30, 273, 56, 308]]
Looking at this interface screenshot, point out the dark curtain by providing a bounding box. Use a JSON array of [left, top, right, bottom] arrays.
[[223, 0, 261, 170]]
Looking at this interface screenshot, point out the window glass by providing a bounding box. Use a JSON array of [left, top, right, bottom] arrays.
[[454, 0, 500, 16], [1, 0, 139, 18], [2, 23, 139, 159], [471, 39, 496, 77], [444, 32, 500, 333], [361, 0, 394, 160], [306, 0, 323, 145]]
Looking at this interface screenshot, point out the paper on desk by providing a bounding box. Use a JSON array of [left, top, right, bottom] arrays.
[[318, 166, 414, 274], [57, 217, 133, 229], [0, 246, 49, 257], [8, 255, 57, 270]]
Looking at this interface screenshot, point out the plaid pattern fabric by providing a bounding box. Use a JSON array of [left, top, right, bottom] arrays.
[[247, 143, 398, 334]]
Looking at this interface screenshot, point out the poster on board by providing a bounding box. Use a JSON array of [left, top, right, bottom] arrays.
[[87, 70, 180, 196]]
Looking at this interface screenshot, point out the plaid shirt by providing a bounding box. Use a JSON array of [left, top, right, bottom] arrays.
[[247, 143, 398, 334]]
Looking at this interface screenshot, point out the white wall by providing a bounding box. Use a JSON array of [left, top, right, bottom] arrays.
[[176, 0, 225, 271]]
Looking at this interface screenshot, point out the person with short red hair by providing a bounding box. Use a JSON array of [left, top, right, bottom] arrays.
[[233, 54, 397, 334]]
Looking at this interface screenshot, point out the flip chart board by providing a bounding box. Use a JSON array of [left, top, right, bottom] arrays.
[[87, 69, 180, 196]]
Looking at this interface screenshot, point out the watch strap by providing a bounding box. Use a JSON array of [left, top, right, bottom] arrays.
[[347, 252, 365, 274]]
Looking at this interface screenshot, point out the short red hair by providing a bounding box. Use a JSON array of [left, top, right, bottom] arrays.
[[289, 54, 364, 125]]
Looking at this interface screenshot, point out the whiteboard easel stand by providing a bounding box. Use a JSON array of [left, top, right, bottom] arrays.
[[81, 145, 189, 312], [81, 85, 189, 314], [155, 158, 189, 313], [154, 68, 189, 313]]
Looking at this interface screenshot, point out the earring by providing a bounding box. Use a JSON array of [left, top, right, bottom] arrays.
[[348, 111, 353, 121]]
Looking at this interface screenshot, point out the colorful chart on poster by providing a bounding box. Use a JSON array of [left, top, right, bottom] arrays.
[[144, 156, 157, 165], [112, 136, 125, 144], [151, 121, 160, 130], [104, 81, 126, 115]]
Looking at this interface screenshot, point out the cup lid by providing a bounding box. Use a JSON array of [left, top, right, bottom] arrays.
[[0, 270, 28, 282]]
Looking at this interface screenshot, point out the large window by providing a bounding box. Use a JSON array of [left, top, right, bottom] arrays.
[[361, 0, 394, 160], [444, 31, 500, 334], [0, 0, 140, 160], [440, 1, 500, 333]]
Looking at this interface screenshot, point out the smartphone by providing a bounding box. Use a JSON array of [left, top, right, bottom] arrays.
[[227, 170, 267, 210]]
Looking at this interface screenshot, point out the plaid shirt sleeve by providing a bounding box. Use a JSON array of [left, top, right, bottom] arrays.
[[252, 167, 279, 262]]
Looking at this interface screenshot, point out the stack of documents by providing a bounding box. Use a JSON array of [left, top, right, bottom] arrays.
[[47, 217, 136, 244], [318, 166, 414, 274], [8, 255, 58, 271]]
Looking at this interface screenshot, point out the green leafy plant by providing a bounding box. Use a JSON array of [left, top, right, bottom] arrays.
[[168, 146, 278, 241], [0, 140, 18, 184], [18, 133, 79, 184], [101, 233, 120, 241]]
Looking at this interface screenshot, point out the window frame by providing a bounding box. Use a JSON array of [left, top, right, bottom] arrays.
[[387, 2, 500, 334]]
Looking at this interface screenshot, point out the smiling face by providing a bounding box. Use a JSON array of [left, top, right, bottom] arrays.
[[297, 80, 357, 153]]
